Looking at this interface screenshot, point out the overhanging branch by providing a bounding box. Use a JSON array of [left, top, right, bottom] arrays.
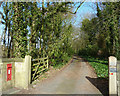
[[0, 11, 5, 20], [67, 2, 84, 14], [0, 2, 2, 7]]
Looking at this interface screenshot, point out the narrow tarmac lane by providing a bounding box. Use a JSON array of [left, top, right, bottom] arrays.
[[17, 56, 102, 94]]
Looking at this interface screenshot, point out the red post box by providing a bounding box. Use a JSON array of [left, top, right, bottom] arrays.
[[7, 64, 12, 81]]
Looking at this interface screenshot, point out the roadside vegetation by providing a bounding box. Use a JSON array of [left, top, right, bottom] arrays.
[[0, 2, 81, 68], [75, 2, 120, 60], [53, 56, 72, 69], [76, 2, 119, 79], [81, 56, 108, 78], [0, 2, 120, 74]]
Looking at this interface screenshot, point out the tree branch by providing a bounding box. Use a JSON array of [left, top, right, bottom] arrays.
[[0, 11, 5, 20], [67, 2, 84, 14], [1, 21, 5, 24], [0, 2, 2, 7]]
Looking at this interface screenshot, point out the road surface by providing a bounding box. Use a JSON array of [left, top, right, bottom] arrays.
[[17, 56, 102, 94]]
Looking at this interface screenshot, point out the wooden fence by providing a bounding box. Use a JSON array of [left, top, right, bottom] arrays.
[[31, 56, 48, 81]]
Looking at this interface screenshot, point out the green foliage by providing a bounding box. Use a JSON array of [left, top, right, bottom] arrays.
[[79, 2, 120, 59], [78, 44, 99, 57], [1, 2, 75, 61], [82, 56, 108, 78], [53, 54, 72, 69]]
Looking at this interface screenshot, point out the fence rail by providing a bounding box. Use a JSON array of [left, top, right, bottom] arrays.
[[32, 57, 48, 62], [31, 56, 48, 81]]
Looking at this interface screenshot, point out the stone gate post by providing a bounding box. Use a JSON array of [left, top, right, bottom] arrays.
[[109, 56, 117, 95], [15, 55, 31, 89], [24, 55, 31, 87], [0, 58, 2, 96]]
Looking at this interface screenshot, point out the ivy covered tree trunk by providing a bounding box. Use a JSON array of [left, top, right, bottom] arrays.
[[12, 2, 28, 58]]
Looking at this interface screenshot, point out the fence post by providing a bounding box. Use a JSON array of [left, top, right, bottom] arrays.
[[109, 56, 117, 95], [47, 56, 48, 69], [0, 58, 2, 96]]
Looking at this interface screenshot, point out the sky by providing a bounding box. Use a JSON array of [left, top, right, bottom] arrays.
[[72, 2, 97, 26], [0, 6, 4, 37], [0, 2, 97, 37]]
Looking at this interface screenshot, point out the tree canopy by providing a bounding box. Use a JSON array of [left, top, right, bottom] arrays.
[[78, 2, 120, 59], [0, 2, 84, 66]]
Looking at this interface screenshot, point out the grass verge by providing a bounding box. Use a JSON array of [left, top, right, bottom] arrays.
[[81, 56, 108, 78]]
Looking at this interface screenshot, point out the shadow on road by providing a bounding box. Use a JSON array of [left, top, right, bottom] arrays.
[[86, 76, 109, 96]]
